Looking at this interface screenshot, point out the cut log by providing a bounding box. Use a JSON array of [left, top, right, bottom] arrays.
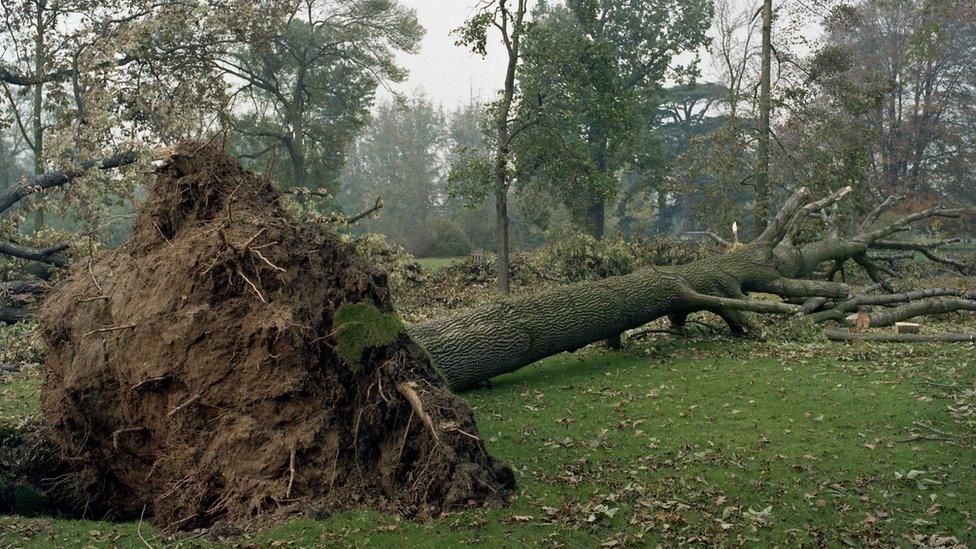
[[895, 322, 921, 334]]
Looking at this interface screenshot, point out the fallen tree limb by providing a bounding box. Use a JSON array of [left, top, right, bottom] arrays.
[[825, 329, 976, 343], [346, 197, 383, 225], [0, 151, 140, 215], [810, 288, 970, 323], [0, 242, 71, 267], [0, 306, 31, 324], [0, 280, 49, 295], [865, 298, 976, 327]]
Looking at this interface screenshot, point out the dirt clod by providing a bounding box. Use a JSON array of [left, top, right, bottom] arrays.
[[38, 142, 513, 530]]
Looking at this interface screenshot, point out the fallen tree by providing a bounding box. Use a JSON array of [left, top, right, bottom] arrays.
[[410, 187, 974, 391], [5, 142, 973, 528]]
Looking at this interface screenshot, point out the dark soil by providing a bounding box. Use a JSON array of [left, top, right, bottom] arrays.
[[35, 142, 513, 531]]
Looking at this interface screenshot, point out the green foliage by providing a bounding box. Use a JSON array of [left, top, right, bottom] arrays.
[[452, 11, 494, 56], [532, 230, 706, 281], [0, 322, 44, 369], [340, 94, 447, 255], [228, 0, 424, 192], [332, 302, 403, 371], [513, 0, 713, 233], [533, 231, 637, 280]]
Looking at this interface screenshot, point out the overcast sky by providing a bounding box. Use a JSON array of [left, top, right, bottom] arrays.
[[383, 0, 824, 110], [380, 0, 513, 108]]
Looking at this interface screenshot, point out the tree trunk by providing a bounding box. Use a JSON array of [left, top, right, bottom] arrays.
[[410, 235, 863, 390], [585, 196, 605, 240], [32, 0, 46, 232], [489, 0, 526, 295], [495, 186, 511, 295], [754, 0, 772, 234], [410, 187, 969, 391]]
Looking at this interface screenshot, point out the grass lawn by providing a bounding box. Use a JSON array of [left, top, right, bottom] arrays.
[[415, 256, 465, 270], [2, 337, 974, 546]]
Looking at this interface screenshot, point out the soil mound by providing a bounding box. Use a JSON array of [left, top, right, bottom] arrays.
[[38, 142, 513, 530]]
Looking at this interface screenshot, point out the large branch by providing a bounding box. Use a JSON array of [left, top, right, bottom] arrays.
[[810, 288, 970, 323], [0, 151, 139, 214], [864, 298, 976, 328], [825, 330, 976, 343], [0, 280, 49, 295], [0, 306, 31, 324], [0, 242, 70, 267], [857, 206, 965, 243]]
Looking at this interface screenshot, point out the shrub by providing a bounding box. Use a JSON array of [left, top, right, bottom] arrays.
[[421, 217, 472, 258]]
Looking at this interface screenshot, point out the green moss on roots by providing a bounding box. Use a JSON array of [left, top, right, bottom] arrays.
[[333, 302, 404, 370]]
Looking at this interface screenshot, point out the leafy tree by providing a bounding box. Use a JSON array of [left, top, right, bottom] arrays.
[[444, 95, 497, 252], [820, 0, 976, 199], [0, 0, 280, 230], [513, 0, 712, 240], [649, 82, 725, 234], [224, 0, 424, 194]]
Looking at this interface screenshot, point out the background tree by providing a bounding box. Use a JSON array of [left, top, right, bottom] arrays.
[[340, 93, 456, 256], [823, 0, 976, 200], [443, 94, 498, 252], [513, 0, 712, 240], [755, 0, 773, 232], [453, 0, 530, 294], [0, 0, 279, 231], [225, 0, 424, 195]]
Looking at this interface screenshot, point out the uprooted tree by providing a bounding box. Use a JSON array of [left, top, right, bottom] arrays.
[[7, 143, 514, 529], [2, 142, 973, 529], [410, 186, 975, 390]]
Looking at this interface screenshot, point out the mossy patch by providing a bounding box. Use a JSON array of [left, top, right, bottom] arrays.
[[332, 302, 404, 370]]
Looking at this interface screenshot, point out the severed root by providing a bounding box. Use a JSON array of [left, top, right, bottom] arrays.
[[396, 381, 439, 444], [825, 329, 976, 343]]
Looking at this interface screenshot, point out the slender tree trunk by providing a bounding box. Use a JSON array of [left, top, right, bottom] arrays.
[[656, 189, 668, 233], [492, 98, 512, 294], [494, 186, 510, 294], [489, 0, 525, 295], [584, 133, 609, 240], [585, 197, 605, 240], [754, 0, 772, 234], [32, 0, 46, 232]]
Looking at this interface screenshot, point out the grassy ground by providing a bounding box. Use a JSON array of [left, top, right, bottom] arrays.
[[2, 334, 974, 547], [414, 256, 465, 270]]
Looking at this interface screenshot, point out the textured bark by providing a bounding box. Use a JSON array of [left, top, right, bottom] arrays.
[[865, 298, 976, 327]]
